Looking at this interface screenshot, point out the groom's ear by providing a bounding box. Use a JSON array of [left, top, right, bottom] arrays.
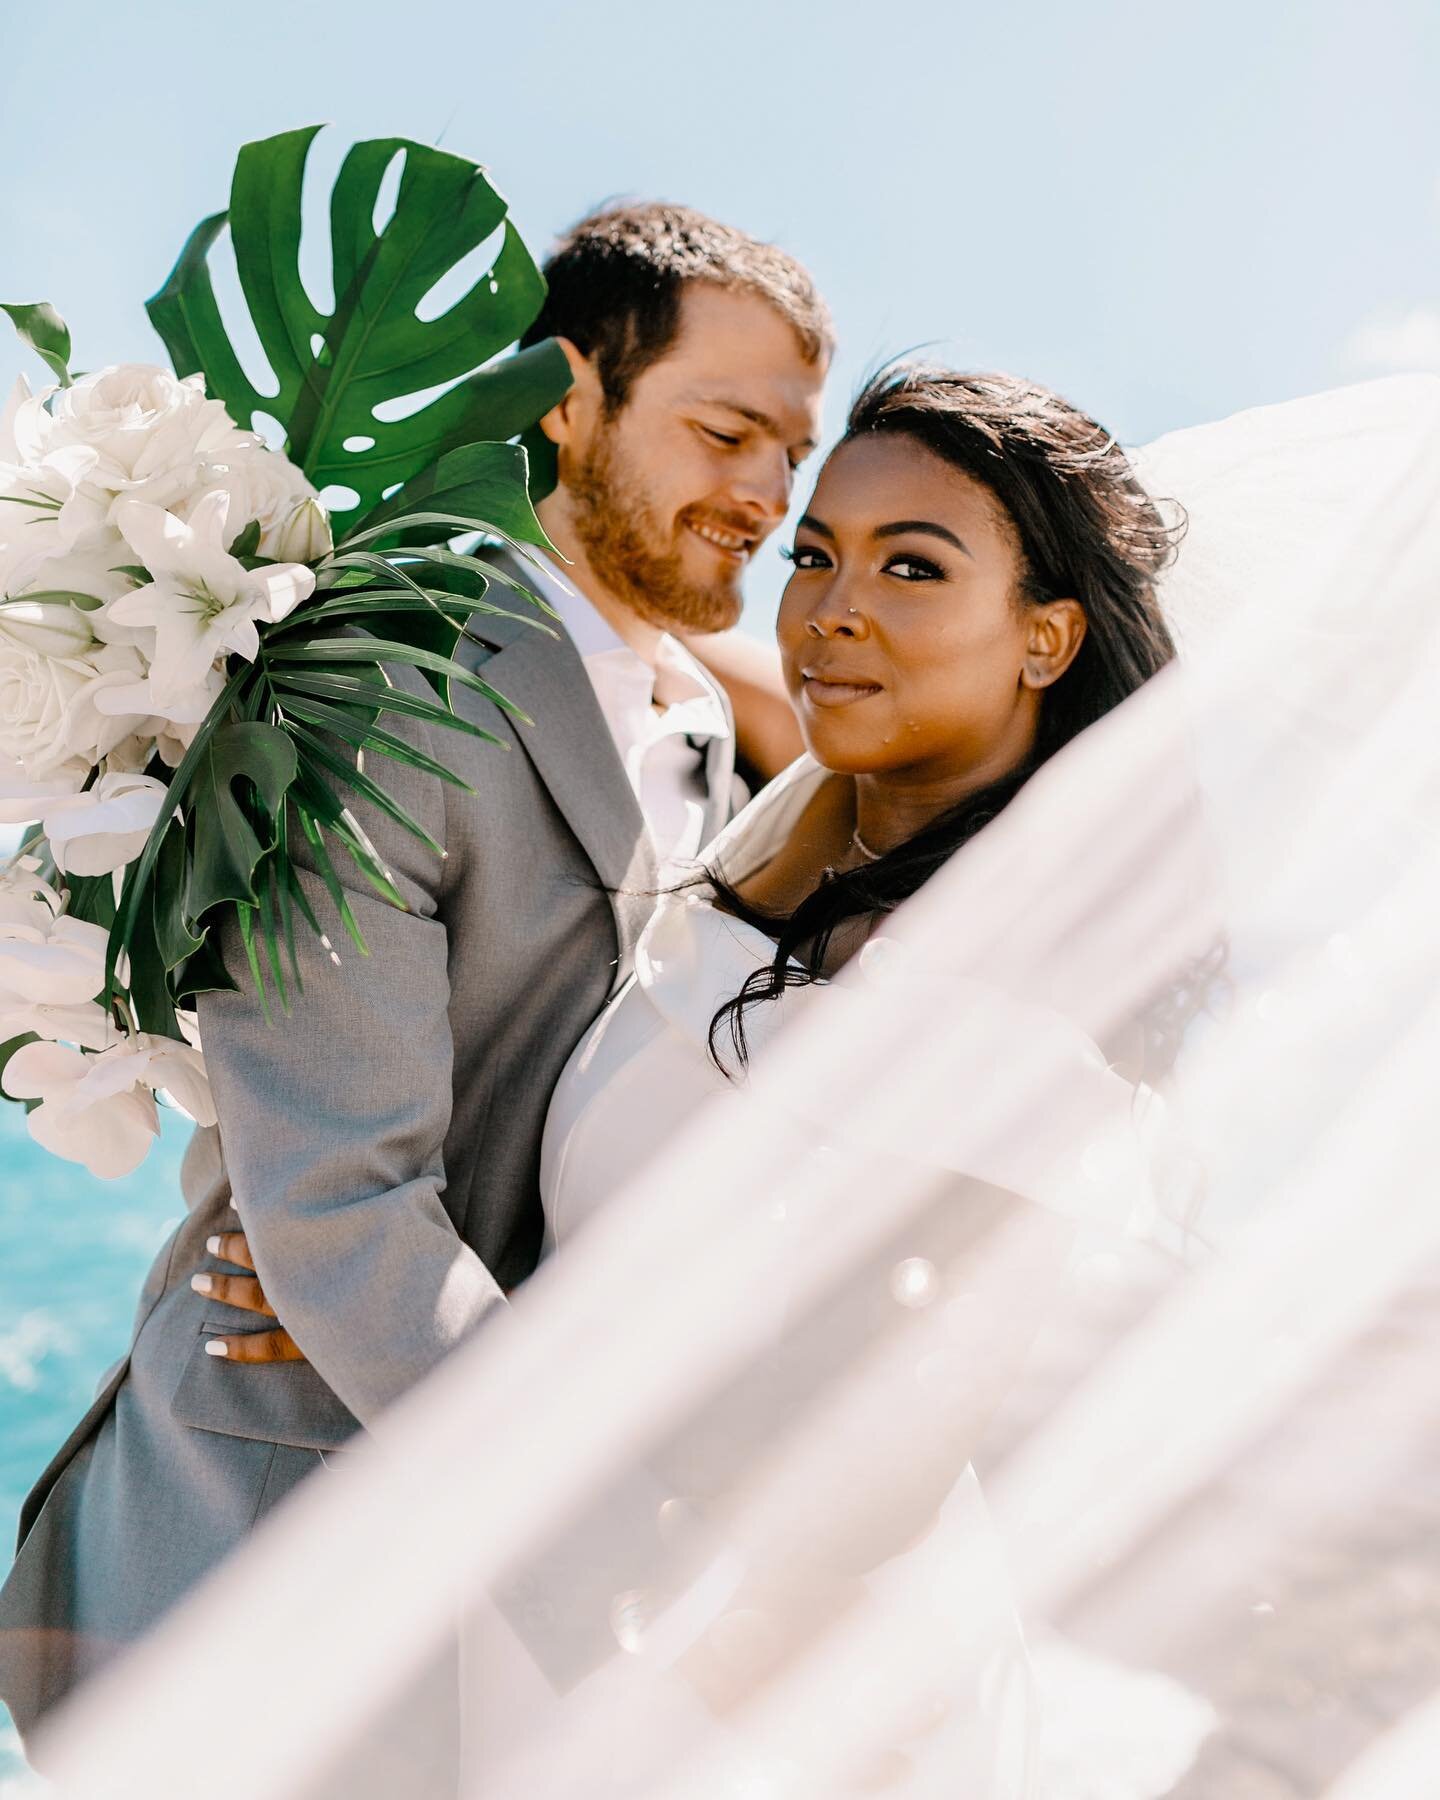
[[536, 337, 605, 451], [1020, 599, 1087, 689]]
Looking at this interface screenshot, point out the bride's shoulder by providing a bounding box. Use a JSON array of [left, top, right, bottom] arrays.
[[709, 755, 834, 885]]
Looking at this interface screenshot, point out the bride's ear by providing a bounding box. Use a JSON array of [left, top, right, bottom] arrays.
[[536, 338, 604, 450], [1020, 599, 1087, 690]]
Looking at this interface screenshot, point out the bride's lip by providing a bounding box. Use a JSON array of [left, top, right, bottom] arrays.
[[801, 672, 884, 708]]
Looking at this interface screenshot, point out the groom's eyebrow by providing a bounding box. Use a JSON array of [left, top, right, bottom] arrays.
[[875, 520, 973, 557]]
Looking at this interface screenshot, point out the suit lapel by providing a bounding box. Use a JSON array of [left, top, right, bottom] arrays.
[[460, 567, 660, 980]]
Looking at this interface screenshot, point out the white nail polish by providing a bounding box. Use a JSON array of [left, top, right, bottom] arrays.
[[206, 1235, 222, 1255], [191, 1273, 213, 1295], [205, 1340, 228, 1358]]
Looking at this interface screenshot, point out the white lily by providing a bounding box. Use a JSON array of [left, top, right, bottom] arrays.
[[0, 752, 86, 825], [43, 770, 169, 877], [266, 494, 332, 563], [0, 599, 96, 660], [0, 375, 56, 468], [0, 441, 109, 581], [109, 491, 314, 710]]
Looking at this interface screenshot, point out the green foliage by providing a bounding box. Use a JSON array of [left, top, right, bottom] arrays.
[[64, 127, 572, 1046], [145, 127, 572, 537], [0, 301, 73, 385]]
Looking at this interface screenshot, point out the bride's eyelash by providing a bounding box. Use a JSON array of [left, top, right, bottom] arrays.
[[885, 552, 945, 580]]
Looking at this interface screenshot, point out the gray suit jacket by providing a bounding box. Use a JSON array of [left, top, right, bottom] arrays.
[[0, 577, 733, 1742], [182, 577, 736, 1443]]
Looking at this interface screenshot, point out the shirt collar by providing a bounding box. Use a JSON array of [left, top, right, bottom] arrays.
[[525, 550, 730, 744]]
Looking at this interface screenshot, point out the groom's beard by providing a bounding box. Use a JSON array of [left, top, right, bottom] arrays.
[[568, 437, 745, 635]]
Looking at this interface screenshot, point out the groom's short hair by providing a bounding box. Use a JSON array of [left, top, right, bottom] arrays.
[[520, 201, 832, 413]]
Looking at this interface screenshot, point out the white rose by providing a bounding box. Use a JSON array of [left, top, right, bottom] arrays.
[[179, 443, 325, 558], [43, 770, 169, 878], [47, 365, 243, 492], [3, 1034, 214, 1179], [0, 635, 152, 781], [0, 863, 108, 1005], [109, 491, 313, 709]]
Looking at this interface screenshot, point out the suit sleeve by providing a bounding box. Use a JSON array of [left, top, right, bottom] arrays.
[[196, 686, 505, 1424]]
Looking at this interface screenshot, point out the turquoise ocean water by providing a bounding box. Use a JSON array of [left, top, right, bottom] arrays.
[[0, 1104, 191, 1780]]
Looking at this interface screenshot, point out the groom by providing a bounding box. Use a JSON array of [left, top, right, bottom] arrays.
[[0, 201, 829, 1741]]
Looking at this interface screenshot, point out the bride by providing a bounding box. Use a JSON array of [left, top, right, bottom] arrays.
[[527, 363, 1187, 1792]]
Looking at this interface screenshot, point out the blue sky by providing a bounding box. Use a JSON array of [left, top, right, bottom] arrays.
[[2, 0, 1437, 627]]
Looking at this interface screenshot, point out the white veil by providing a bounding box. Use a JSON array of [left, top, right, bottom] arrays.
[[28, 374, 1440, 1799]]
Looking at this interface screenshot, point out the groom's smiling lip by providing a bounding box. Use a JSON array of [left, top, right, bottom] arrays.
[[685, 518, 757, 562]]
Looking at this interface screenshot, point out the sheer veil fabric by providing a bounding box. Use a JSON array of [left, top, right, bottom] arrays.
[[29, 375, 1440, 1799]]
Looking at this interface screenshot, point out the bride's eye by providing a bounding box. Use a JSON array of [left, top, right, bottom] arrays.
[[884, 552, 945, 582], [780, 544, 830, 571]]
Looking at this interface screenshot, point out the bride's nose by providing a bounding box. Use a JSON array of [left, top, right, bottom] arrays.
[[804, 588, 870, 639]]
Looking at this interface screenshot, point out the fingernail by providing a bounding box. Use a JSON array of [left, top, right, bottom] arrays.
[[205, 1340, 228, 1358], [206, 1235, 222, 1255], [191, 1273, 213, 1295]]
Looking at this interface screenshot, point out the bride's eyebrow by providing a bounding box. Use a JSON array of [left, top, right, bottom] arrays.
[[875, 519, 972, 557], [796, 512, 834, 537]]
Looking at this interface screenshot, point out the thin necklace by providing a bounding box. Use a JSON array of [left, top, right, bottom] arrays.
[[850, 827, 885, 863]]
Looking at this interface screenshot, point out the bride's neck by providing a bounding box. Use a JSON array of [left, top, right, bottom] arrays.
[[851, 753, 1028, 856]]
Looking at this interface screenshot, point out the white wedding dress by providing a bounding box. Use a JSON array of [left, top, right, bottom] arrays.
[[539, 754, 1154, 1797]]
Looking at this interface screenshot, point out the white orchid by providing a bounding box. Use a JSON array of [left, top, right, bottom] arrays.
[[108, 491, 314, 712], [3, 1033, 215, 1180], [0, 994, 115, 1053], [43, 769, 169, 877], [0, 861, 108, 1005]]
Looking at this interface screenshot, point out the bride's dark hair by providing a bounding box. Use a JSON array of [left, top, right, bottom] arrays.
[[708, 364, 1187, 1072]]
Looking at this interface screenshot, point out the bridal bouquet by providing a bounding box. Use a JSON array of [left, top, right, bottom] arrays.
[[0, 126, 570, 1177]]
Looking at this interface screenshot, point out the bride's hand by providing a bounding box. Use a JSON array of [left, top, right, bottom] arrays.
[[193, 1232, 307, 1364]]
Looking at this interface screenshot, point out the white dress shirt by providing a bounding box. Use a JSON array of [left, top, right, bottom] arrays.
[[524, 552, 732, 868]]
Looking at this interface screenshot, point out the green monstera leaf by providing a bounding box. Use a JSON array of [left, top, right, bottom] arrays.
[[145, 125, 570, 534]]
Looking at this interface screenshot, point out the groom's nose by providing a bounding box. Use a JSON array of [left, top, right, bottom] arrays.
[[727, 443, 794, 526]]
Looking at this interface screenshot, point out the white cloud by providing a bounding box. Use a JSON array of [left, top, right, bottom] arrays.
[[1346, 305, 1440, 373], [0, 1309, 75, 1392]]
